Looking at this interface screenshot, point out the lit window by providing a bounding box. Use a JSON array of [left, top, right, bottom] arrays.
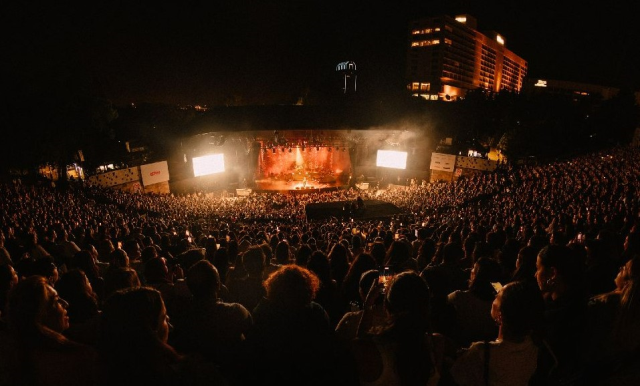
[[496, 35, 505, 45], [430, 95, 438, 100], [455, 16, 467, 23], [444, 38, 452, 45], [412, 82, 420, 91]]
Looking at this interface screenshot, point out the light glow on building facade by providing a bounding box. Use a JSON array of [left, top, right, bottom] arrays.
[[407, 14, 527, 101]]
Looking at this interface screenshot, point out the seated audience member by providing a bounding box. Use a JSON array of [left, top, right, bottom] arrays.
[[353, 271, 444, 386], [0, 264, 19, 322], [98, 287, 182, 386], [451, 281, 545, 386], [384, 240, 418, 273], [307, 250, 343, 327], [335, 269, 385, 341], [583, 257, 640, 382], [448, 257, 502, 347], [247, 265, 336, 385], [0, 230, 14, 265], [171, 260, 252, 379], [0, 276, 97, 386], [340, 253, 377, 309], [31, 257, 60, 287], [227, 245, 267, 312], [55, 269, 100, 345], [535, 245, 587, 381], [71, 250, 105, 305], [144, 257, 189, 317], [103, 267, 141, 299]]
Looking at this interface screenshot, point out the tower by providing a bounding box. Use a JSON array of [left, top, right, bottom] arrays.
[[336, 61, 357, 94]]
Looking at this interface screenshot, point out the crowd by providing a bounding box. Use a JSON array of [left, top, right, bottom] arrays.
[[0, 145, 639, 385]]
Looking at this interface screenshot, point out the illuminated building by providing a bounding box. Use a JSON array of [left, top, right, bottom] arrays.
[[407, 14, 527, 101]]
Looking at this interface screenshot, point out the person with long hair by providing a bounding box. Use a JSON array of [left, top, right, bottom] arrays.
[[354, 271, 443, 386], [0, 276, 97, 386], [97, 287, 181, 386], [447, 257, 502, 347], [583, 257, 640, 382], [535, 245, 587, 381]]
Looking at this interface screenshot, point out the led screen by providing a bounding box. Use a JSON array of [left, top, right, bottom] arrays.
[[193, 154, 225, 176], [376, 150, 407, 169]]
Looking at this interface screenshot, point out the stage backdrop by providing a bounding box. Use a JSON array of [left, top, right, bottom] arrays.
[[258, 147, 351, 180]]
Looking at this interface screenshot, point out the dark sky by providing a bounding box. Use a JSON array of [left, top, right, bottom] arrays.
[[4, 1, 638, 106]]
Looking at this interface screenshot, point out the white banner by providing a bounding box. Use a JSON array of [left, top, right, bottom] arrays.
[[430, 153, 456, 172], [140, 161, 170, 186]]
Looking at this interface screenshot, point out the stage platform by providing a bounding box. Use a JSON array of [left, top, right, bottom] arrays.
[[254, 178, 343, 194], [305, 200, 402, 221]]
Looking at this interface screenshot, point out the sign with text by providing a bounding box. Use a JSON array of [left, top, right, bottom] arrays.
[[430, 153, 456, 172], [140, 161, 170, 186]]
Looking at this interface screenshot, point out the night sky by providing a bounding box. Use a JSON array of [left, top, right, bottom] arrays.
[[4, 1, 639, 107]]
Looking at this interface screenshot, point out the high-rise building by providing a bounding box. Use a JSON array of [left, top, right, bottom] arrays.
[[407, 14, 527, 101]]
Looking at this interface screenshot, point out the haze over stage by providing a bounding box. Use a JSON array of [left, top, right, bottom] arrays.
[[305, 200, 402, 221]]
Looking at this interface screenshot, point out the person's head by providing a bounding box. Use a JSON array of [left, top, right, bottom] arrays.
[[242, 246, 265, 276], [535, 245, 582, 295], [616, 257, 639, 292], [55, 269, 98, 322], [7, 276, 69, 337], [491, 281, 544, 340], [385, 240, 411, 266], [0, 264, 19, 293], [359, 269, 379, 302], [264, 265, 320, 309], [123, 240, 141, 261], [442, 242, 464, 264], [295, 244, 313, 267], [186, 260, 221, 300], [274, 240, 291, 264], [71, 250, 100, 279], [307, 250, 331, 283], [469, 257, 502, 300], [144, 257, 170, 283], [141, 246, 159, 263], [31, 257, 59, 286], [101, 287, 170, 344], [384, 271, 431, 330], [104, 268, 141, 298], [512, 245, 538, 282], [370, 242, 387, 266], [108, 248, 129, 269]]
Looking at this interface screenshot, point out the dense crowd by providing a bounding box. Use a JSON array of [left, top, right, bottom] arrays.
[[0, 145, 639, 386]]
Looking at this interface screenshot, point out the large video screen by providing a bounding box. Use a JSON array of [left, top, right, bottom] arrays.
[[376, 150, 407, 169], [193, 154, 225, 177]]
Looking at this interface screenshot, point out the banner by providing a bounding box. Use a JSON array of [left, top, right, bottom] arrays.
[[140, 161, 170, 186], [430, 153, 456, 172]]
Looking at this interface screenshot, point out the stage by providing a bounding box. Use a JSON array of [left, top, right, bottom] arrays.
[[253, 178, 344, 194]]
